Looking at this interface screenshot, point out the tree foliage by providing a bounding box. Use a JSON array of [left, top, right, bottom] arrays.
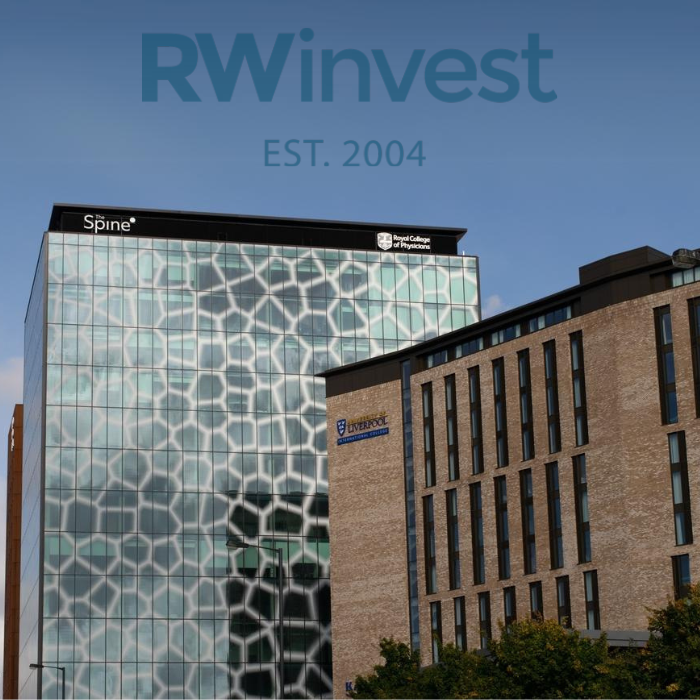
[[645, 584, 700, 698], [483, 618, 609, 698], [350, 585, 700, 699], [350, 638, 421, 699]]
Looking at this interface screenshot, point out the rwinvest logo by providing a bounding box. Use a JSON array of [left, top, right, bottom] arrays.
[[142, 32, 557, 104]]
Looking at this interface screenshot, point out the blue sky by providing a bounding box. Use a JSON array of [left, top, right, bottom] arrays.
[[0, 0, 698, 664]]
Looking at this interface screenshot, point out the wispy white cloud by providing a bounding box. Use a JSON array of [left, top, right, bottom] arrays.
[[0, 356, 23, 464], [0, 356, 23, 415], [482, 294, 509, 319]]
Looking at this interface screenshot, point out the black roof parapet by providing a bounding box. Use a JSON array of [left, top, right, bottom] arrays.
[[579, 246, 669, 285], [47, 203, 467, 255]]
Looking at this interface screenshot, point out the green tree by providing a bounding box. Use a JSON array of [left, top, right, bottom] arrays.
[[350, 595, 700, 700], [645, 584, 700, 698], [350, 638, 422, 699], [350, 638, 486, 699], [481, 618, 610, 699], [598, 647, 653, 699], [350, 623, 619, 699], [417, 642, 485, 699]]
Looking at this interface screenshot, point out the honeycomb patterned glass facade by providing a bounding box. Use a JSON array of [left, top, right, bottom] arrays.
[[35, 231, 479, 699]]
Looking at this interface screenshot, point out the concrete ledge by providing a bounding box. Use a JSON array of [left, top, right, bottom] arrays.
[[579, 629, 650, 647]]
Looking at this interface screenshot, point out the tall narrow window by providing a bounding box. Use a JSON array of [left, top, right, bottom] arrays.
[[454, 596, 466, 650], [478, 592, 491, 649], [669, 432, 693, 545], [493, 358, 509, 467], [423, 495, 437, 594], [688, 298, 700, 416], [401, 359, 421, 651], [495, 476, 511, 580], [446, 489, 461, 590], [520, 468, 537, 575], [470, 482, 485, 585], [518, 350, 535, 461], [546, 462, 564, 569], [430, 601, 442, 663], [556, 575, 572, 627], [544, 341, 561, 453], [503, 586, 517, 629], [654, 306, 678, 424], [573, 455, 592, 563], [570, 331, 589, 446], [422, 383, 436, 486], [584, 570, 600, 630], [445, 374, 460, 480], [672, 554, 691, 600], [468, 367, 484, 474], [529, 581, 544, 619]]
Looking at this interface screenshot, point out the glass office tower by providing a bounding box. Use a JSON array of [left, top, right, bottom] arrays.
[[18, 206, 479, 699]]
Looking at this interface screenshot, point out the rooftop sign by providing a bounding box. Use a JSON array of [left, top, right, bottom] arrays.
[[376, 231, 431, 253], [49, 205, 464, 255]]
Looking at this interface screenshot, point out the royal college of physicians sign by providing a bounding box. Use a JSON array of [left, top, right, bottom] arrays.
[[376, 231, 431, 252], [336, 412, 389, 446]]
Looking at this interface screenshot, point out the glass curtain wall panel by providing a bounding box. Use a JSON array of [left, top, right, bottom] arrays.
[[32, 232, 479, 699]]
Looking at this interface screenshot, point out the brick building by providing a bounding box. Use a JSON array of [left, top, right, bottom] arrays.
[[4, 405, 23, 700], [322, 246, 700, 697]]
